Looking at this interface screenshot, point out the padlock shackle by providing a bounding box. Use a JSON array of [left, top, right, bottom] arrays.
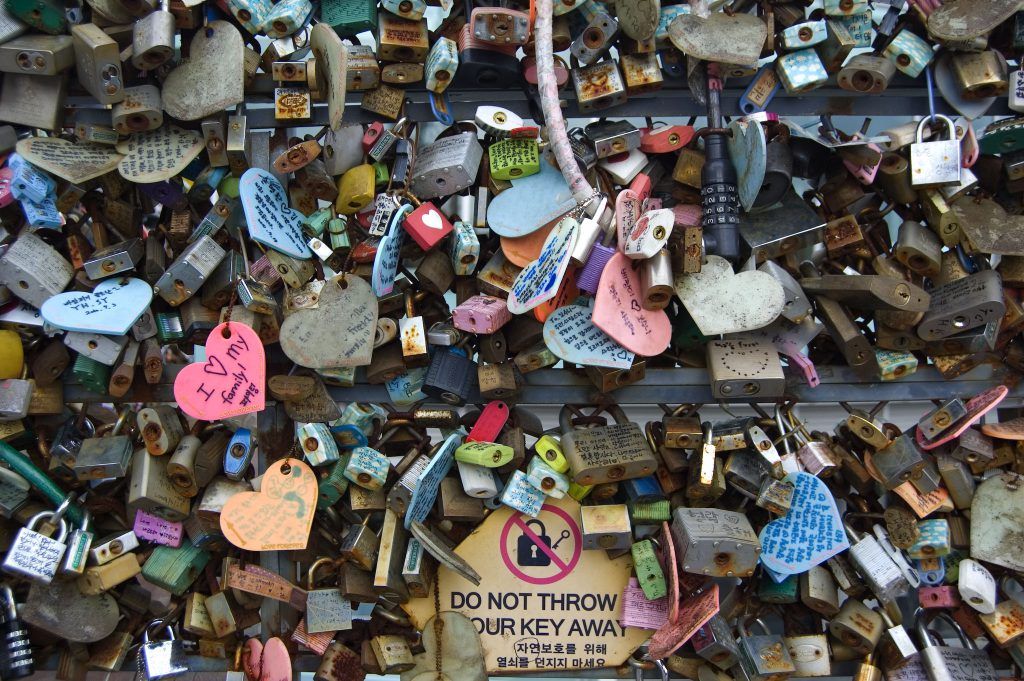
[[915, 114, 956, 143], [1, 583, 16, 620]]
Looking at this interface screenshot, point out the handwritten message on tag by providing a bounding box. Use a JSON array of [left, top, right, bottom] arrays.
[[161, 20, 244, 120], [982, 417, 1024, 440], [615, 189, 641, 245], [592, 252, 671, 356], [620, 578, 668, 630], [16, 137, 123, 184], [291, 618, 335, 655], [220, 458, 317, 551], [240, 168, 311, 259], [405, 432, 460, 529], [41, 277, 152, 335], [916, 384, 1008, 449], [305, 588, 353, 633], [227, 563, 307, 610], [372, 204, 411, 296], [133, 509, 183, 547], [173, 322, 265, 421], [508, 217, 578, 314], [759, 472, 848, 575], [648, 584, 720, 659], [543, 303, 635, 369], [117, 126, 204, 183], [623, 208, 673, 259], [280, 275, 377, 369]]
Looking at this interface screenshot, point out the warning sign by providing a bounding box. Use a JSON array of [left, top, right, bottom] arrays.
[[405, 496, 647, 673]]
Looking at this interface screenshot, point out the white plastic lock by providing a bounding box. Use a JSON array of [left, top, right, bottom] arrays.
[[1010, 70, 1024, 113], [457, 459, 499, 499], [958, 558, 997, 614], [598, 148, 648, 185], [474, 106, 524, 137]]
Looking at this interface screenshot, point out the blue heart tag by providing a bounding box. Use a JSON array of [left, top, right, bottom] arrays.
[[486, 158, 575, 238], [758, 472, 849, 576], [240, 168, 312, 259], [41, 277, 153, 335]]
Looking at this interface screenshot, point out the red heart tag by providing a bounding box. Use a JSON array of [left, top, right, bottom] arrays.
[[173, 322, 265, 420], [592, 251, 671, 356]]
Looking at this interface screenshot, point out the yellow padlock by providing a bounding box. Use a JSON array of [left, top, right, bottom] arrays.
[[335, 164, 376, 215], [568, 481, 593, 501], [0, 330, 24, 379], [534, 434, 569, 473], [454, 440, 514, 468]]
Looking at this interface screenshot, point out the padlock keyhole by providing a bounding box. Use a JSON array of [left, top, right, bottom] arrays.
[[530, 545, 538, 558]]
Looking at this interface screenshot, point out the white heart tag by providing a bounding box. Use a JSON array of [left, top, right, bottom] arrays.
[[674, 255, 785, 335], [543, 303, 635, 369], [41, 277, 152, 335], [239, 168, 312, 259], [117, 126, 204, 183], [280, 275, 378, 368]]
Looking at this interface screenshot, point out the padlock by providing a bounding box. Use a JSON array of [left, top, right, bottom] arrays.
[[559, 405, 657, 485], [140, 622, 188, 680], [71, 23, 123, 105], [838, 54, 895, 94], [409, 132, 483, 200], [735, 617, 796, 681], [957, 559, 996, 614], [671, 506, 760, 577], [631, 539, 666, 599], [2, 509, 68, 583], [693, 615, 741, 670], [883, 29, 933, 78], [916, 611, 998, 681], [131, 0, 174, 69], [951, 51, 1008, 100], [910, 116, 962, 188], [571, 59, 627, 113], [776, 49, 828, 94], [830, 598, 883, 654], [844, 523, 911, 602]]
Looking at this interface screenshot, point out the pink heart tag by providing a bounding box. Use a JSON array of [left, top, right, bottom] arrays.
[[915, 384, 1008, 450], [592, 252, 671, 356], [173, 322, 265, 421], [259, 637, 293, 681]]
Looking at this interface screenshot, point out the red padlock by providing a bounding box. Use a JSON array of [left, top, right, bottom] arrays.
[[403, 201, 453, 250], [640, 125, 695, 153], [918, 585, 961, 609], [0, 168, 14, 208], [362, 122, 385, 153]]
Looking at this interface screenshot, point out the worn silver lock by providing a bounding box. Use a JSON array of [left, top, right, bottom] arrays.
[[153, 235, 226, 306], [131, 0, 173, 66], [735, 617, 796, 681], [844, 522, 911, 602], [140, 621, 188, 681], [916, 610, 997, 681], [409, 132, 483, 200], [61, 507, 93, 575], [910, 115, 961, 188], [670, 507, 761, 577], [2, 510, 69, 583]]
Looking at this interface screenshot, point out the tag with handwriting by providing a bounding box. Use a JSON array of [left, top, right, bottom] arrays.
[[620, 578, 668, 630], [372, 204, 411, 296], [593, 251, 671, 356], [543, 303, 635, 369], [305, 588, 353, 633], [133, 509, 183, 547], [280, 275, 378, 369], [758, 472, 849, 575], [16, 137, 123, 184], [227, 563, 307, 610], [916, 384, 1008, 450], [648, 584, 720, 659], [240, 168, 312, 259], [220, 458, 317, 551], [174, 322, 265, 421], [507, 216, 578, 314], [117, 125, 204, 183], [41, 277, 152, 335]]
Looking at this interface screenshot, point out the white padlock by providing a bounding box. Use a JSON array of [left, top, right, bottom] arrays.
[[958, 558, 997, 614], [1011, 70, 1024, 113], [457, 459, 499, 499], [598, 148, 648, 185]]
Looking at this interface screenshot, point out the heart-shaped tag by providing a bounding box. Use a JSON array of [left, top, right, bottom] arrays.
[[675, 255, 785, 335], [41, 277, 152, 335], [543, 303, 635, 369], [173, 322, 265, 421], [310, 24, 347, 131], [117, 126, 204, 183], [953, 197, 1024, 256], [240, 168, 312, 259], [162, 20, 244, 121], [616, 0, 659, 40], [487, 158, 575, 237], [507, 216, 578, 314], [280, 275, 378, 368], [16, 137, 123, 184], [372, 204, 411, 296], [501, 220, 556, 268], [759, 472, 849, 576], [916, 384, 1008, 450], [592, 251, 671, 356], [928, 0, 1021, 41], [220, 458, 317, 551], [982, 417, 1024, 440], [728, 119, 767, 212], [668, 12, 767, 67]]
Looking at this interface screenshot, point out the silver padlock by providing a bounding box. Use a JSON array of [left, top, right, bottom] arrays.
[[910, 115, 961, 188], [140, 621, 188, 680], [61, 507, 93, 575], [2, 510, 69, 583]]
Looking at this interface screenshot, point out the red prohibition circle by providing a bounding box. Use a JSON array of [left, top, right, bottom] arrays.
[[499, 503, 582, 585]]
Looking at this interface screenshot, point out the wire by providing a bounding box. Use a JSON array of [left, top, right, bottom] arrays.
[[925, 65, 937, 124]]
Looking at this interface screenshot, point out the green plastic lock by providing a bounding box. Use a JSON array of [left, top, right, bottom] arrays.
[[318, 459, 350, 510], [757, 573, 799, 603], [629, 499, 671, 524], [534, 435, 569, 473], [302, 207, 333, 237], [5, 0, 65, 34], [631, 540, 667, 600], [321, 0, 377, 36], [568, 481, 592, 501], [455, 440, 514, 468], [488, 138, 541, 181], [156, 311, 185, 343], [328, 218, 351, 250], [373, 161, 389, 187], [217, 175, 241, 200], [142, 542, 212, 596], [72, 354, 111, 396]]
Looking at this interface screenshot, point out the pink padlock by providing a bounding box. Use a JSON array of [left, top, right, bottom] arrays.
[[919, 585, 961, 609], [843, 140, 884, 184], [0, 168, 14, 209], [452, 294, 511, 334]]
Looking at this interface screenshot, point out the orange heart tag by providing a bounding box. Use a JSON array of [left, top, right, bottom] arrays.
[[220, 458, 317, 551]]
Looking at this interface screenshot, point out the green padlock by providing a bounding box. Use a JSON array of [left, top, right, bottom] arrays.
[[72, 354, 111, 396], [630, 499, 671, 524], [534, 434, 569, 473], [302, 207, 333, 237], [455, 440, 514, 468], [373, 161, 390, 187], [318, 458, 350, 510], [980, 116, 1024, 155], [758, 573, 799, 603], [321, 0, 377, 37], [4, 0, 65, 34], [631, 540, 667, 600], [488, 138, 541, 181], [217, 175, 241, 200], [141, 542, 212, 596]]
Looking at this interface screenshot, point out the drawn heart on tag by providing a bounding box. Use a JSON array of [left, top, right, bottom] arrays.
[[675, 255, 785, 335], [487, 158, 575, 237], [280, 275, 378, 368], [593, 251, 671, 356], [759, 472, 849, 576], [668, 12, 767, 67], [372, 204, 410, 296], [161, 20, 244, 121], [422, 209, 444, 229], [41, 277, 152, 335], [16, 137, 123, 184], [543, 303, 635, 369], [728, 119, 767, 212], [240, 168, 311, 259], [116, 125, 204, 184], [310, 24, 347, 131], [916, 384, 1008, 450], [173, 322, 265, 421], [507, 216, 578, 314], [220, 458, 317, 551]]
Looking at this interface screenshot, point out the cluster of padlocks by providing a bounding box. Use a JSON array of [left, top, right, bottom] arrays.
[[3, 0, 1024, 678]]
